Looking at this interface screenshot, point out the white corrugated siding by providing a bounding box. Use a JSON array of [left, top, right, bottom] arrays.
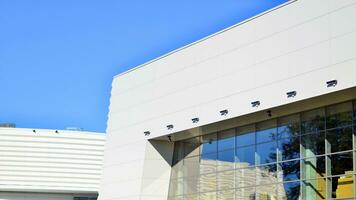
[[0, 128, 105, 194]]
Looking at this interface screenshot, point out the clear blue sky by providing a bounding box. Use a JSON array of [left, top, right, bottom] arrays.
[[0, 0, 288, 132]]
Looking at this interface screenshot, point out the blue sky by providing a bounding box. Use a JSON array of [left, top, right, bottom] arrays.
[[0, 0, 288, 132]]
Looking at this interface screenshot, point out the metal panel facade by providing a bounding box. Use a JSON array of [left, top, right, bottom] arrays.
[[100, 0, 356, 199]]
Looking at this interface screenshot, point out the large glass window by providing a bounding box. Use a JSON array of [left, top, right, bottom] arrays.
[[353, 100, 356, 123], [301, 178, 327, 200], [301, 131, 325, 158], [217, 189, 234, 200], [200, 153, 217, 175], [235, 187, 255, 200], [302, 156, 326, 179], [301, 108, 325, 134], [235, 167, 255, 188], [184, 156, 199, 177], [328, 152, 353, 177], [278, 136, 300, 161], [218, 129, 235, 151], [256, 120, 277, 143], [168, 101, 356, 199], [235, 145, 255, 168], [236, 125, 255, 147], [256, 141, 277, 164], [183, 137, 200, 158], [74, 198, 97, 200], [326, 102, 353, 129], [256, 163, 277, 185], [217, 170, 234, 190], [278, 181, 300, 200], [326, 127, 352, 153], [279, 160, 300, 182], [217, 149, 235, 171], [201, 133, 217, 155]]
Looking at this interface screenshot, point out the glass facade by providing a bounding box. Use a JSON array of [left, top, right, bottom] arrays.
[[168, 100, 356, 200], [73, 197, 97, 200]]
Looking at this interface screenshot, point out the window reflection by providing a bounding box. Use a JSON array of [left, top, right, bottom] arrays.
[[330, 175, 354, 199], [183, 137, 200, 158], [236, 125, 255, 147], [235, 187, 255, 200], [302, 178, 326, 200], [217, 189, 234, 200], [169, 178, 184, 196], [278, 136, 300, 161], [326, 127, 352, 153], [301, 108, 325, 134], [278, 181, 300, 200], [279, 160, 300, 182], [236, 167, 255, 188], [353, 100, 356, 123], [302, 156, 325, 180], [326, 102, 353, 129], [171, 159, 184, 179], [184, 177, 199, 195], [173, 141, 184, 165], [168, 101, 356, 199], [256, 164, 277, 185], [217, 170, 234, 190], [200, 153, 217, 175], [256, 184, 277, 200], [256, 120, 277, 143], [184, 194, 198, 200], [256, 141, 277, 164], [201, 133, 217, 155], [199, 191, 216, 200], [184, 156, 199, 177], [200, 173, 217, 192], [301, 132, 325, 157], [278, 114, 300, 139], [329, 152, 353, 176], [217, 149, 235, 171], [218, 129, 235, 151], [236, 145, 255, 168]]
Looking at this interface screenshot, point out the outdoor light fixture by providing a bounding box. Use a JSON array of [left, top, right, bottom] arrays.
[[167, 124, 174, 130], [326, 80, 338, 87], [286, 91, 297, 98], [251, 101, 260, 107], [55, 130, 59, 133], [144, 131, 150, 136], [168, 135, 172, 142], [192, 118, 199, 123], [220, 109, 228, 116], [32, 129, 36, 133], [267, 110, 272, 117]]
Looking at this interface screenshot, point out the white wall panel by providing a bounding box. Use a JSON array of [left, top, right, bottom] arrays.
[[329, 0, 356, 10], [330, 31, 356, 64], [330, 3, 356, 37]]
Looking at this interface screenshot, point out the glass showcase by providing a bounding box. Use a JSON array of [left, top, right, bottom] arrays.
[[168, 101, 356, 200]]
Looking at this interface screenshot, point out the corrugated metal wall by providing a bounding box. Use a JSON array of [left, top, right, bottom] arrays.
[[0, 128, 105, 194]]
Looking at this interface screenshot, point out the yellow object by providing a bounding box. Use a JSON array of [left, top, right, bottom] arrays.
[[316, 178, 326, 200], [336, 173, 354, 198]]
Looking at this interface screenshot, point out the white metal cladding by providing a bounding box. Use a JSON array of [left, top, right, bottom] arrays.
[[107, 0, 356, 141], [0, 128, 105, 194], [100, 0, 356, 199]]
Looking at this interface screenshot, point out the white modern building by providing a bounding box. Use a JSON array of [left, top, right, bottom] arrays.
[[0, 127, 105, 200], [99, 0, 356, 199]]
